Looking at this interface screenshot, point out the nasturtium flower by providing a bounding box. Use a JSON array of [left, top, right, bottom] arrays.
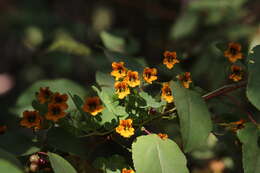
[[37, 87, 53, 104], [82, 96, 104, 116], [50, 92, 68, 110], [20, 110, 42, 129], [161, 82, 174, 103], [157, 133, 168, 140], [115, 81, 130, 99], [122, 168, 135, 173], [45, 104, 66, 122], [163, 51, 180, 69], [229, 65, 243, 82], [177, 72, 192, 88], [0, 125, 7, 134], [124, 70, 140, 87], [224, 42, 243, 63], [111, 62, 127, 80], [143, 67, 157, 84], [116, 119, 135, 138]]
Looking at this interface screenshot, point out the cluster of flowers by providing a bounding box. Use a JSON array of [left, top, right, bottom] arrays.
[[224, 42, 244, 82], [20, 87, 69, 129]]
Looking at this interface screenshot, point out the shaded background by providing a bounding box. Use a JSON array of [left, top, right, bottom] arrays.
[[0, 0, 260, 172]]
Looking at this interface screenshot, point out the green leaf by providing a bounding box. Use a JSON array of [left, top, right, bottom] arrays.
[[247, 45, 260, 110], [47, 128, 88, 157], [171, 81, 212, 152], [237, 123, 260, 173], [0, 131, 39, 156], [96, 71, 114, 87], [100, 31, 125, 53], [48, 152, 77, 173], [139, 91, 165, 108], [0, 148, 24, 173], [48, 30, 91, 56], [170, 11, 199, 39], [132, 134, 189, 173], [13, 79, 87, 117]]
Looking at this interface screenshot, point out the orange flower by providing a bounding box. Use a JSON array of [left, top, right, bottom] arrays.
[[230, 119, 245, 132], [45, 104, 66, 122], [143, 67, 157, 84], [229, 65, 243, 82], [163, 51, 180, 69], [20, 110, 42, 129], [115, 81, 130, 99], [124, 70, 140, 87], [37, 87, 53, 104], [50, 92, 69, 110], [122, 168, 135, 173], [157, 133, 168, 140], [177, 72, 192, 88], [0, 125, 7, 135], [224, 42, 243, 63], [161, 83, 174, 103], [111, 62, 127, 80], [116, 119, 135, 138], [82, 96, 104, 116]]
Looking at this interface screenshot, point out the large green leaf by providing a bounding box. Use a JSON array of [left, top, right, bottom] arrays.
[[237, 123, 260, 173], [48, 152, 77, 173], [47, 128, 88, 157], [0, 131, 39, 156], [14, 79, 87, 117], [247, 45, 260, 110], [139, 91, 165, 108], [132, 134, 189, 173], [171, 81, 212, 152], [0, 148, 24, 173], [96, 71, 114, 87]]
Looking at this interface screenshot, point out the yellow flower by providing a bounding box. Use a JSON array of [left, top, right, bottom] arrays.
[[0, 125, 7, 135], [124, 70, 140, 87], [115, 81, 130, 99], [229, 65, 243, 82], [111, 62, 127, 80], [224, 42, 243, 63], [45, 104, 66, 122], [82, 96, 104, 116], [157, 133, 168, 140], [161, 83, 174, 103], [177, 72, 192, 88], [20, 110, 42, 129], [50, 92, 69, 110], [163, 51, 180, 69], [36, 87, 53, 104], [116, 119, 135, 138], [143, 67, 157, 84], [122, 168, 135, 173]]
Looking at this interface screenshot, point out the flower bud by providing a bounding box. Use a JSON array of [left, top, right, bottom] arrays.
[[30, 163, 38, 172], [29, 154, 40, 163]]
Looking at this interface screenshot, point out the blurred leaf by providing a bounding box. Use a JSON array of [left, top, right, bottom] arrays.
[[14, 79, 87, 117], [237, 123, 260, 173], [247, 45, 260, 110], [0, 148, 24, 173], [132, 134, 189, 173], [100, 31, 125, 53], [96, 71, 114, 87], [48, 30, 91, 56], [139, 91, 165, 108], [189, 0, 246, 10], [170, 11, 199, 39], [47, 127, 88, 157], [93, 155, 128, 173], [48, 152, 77, 173], [215, 41, 228, 52], [0, 131, 39, 156], [171, 81, 212, 152]]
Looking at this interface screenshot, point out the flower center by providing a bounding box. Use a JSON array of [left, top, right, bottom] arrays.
[[145, 72, 151, 79], [51, 107, 61, 115], [88, 102, 97, 110], [55, 96, 63, 103], [166, 55, 174, 62], [28, 115, 36, 123], [230, 47, 238, 55]]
